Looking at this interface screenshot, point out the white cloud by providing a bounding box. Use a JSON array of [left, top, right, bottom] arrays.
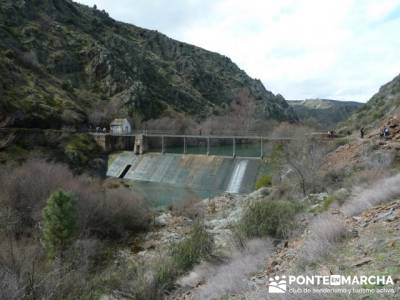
[[365, 0, 399, 22], [76, 0, 400, 102]]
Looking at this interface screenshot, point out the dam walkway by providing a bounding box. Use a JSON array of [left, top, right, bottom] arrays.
[[91, 130, 333, 159]]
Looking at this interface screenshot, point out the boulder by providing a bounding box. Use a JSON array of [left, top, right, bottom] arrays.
[[154, 212, 173, 227]]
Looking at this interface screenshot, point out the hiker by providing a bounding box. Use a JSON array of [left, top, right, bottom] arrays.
[[360, 127, 365, 139], [383, 126, 390, 139]]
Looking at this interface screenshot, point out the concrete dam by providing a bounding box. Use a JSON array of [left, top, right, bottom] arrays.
[[107, 152, 262, 206]]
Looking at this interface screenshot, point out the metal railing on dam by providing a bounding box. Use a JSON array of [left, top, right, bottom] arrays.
[[0, 127, 344, 159], [91, 129, 339, 159]]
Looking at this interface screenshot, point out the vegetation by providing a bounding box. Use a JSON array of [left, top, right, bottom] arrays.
[[0, 0, 296, 130], [339, 73, 400, 132], [101, 222, 214, 300], [43, 190, 77, 259], [269, 124, 328, 196], [0, 159, 150, 299], [310, 195, 336, 214], [255, 175, 272, 189], [171, 222, 213, 271], [239, 199, 302, 239], [64, 134, 101, 168], [289, 99, 363, 129], [299, 214, 348, 265]]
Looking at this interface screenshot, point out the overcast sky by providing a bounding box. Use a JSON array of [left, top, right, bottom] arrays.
[[76, 0, 400, 102]]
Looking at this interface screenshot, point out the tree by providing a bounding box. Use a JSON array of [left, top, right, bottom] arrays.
[[269, 124, 327, 196], [42, 191, 77, 259]]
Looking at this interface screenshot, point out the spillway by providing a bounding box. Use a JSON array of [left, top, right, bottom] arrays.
[[226, 160, 249, 194], [107, 152, 262, 206]]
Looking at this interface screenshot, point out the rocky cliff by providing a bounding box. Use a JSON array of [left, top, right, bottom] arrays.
[[0, 0, 296, 129]]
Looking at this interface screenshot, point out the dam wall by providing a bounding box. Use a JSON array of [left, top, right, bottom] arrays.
[[107, 152, 262, 206], [93, 134, 134, 152]]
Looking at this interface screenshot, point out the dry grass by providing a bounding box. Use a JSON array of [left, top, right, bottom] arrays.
[[299, 213, 348, 265], [178, 239, 273, 299], [341, 173, 400, 216], [169, 193, 204, 220]]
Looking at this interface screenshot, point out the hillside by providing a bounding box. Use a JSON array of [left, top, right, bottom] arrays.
[[340, 73, 400, 132], [0, 0, 296, 129], [288, 99, 363, 129]]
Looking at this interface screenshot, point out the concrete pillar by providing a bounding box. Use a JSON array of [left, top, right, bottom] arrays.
[[133, 134, 148, 155], [93, 133, 110, 152], [233, 137, 236, 158], [183, 137, 187, 154], [207, 137, 210, 155], [161, 136, 165, 154], [260, 137, 263, 159]]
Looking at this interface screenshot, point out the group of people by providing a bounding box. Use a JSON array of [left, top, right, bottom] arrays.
[[327, 130, 336, 138], [359, 126, 390, 139], [96, 127, 107, 133]]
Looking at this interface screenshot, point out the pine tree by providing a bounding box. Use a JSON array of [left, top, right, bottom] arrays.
[[42, 190, 77, 259]]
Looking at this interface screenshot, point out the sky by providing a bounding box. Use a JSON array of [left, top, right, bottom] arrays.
[[76, 0, 400, 102]]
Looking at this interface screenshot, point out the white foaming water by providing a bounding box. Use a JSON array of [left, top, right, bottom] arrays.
[[226, 160, 248, 194]]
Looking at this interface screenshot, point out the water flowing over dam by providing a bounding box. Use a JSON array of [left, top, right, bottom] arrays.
[[107, 152, 262, 206]]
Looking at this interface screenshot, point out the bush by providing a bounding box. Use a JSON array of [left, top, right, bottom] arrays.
[[255, 175, 272, 189], [0, 159, 149, 240], [0, 159, 77, 236], [152, 257, 178, 291], [321, 195, 335, 211], [81, 188, 150, 240], [239, 199, 301, 239], [170, 193, 203, 219], [300, 214, 348, 264], [64, 134, 100, 168], [0, 160, 151, 299], [310, 195, 336, 214], [43, 190, 77, 259], [171, 222, 213, 272]]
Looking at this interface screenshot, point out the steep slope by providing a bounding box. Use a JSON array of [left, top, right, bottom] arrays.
[[341, 74, 400, 131], [0, 0, 296, 129], [288, 99, 363, 129]]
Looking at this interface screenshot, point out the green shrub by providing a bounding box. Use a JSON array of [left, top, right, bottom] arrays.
[[322, 195, 335, 211], [171, 222, 213, 271], [153, 257, 177, 290], [255, 175, 272, 189], [239, 199, 301, 239], [310, 195, 336, 214], [65, 134, 100, 167], [43, 190, 77, 259]]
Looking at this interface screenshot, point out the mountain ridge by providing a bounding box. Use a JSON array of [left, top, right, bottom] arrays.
[[0, 0, 297, 129], [288, 98, 363, 129]]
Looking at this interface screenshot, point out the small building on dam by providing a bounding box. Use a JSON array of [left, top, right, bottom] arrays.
[[110, 118, 132, 135]]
